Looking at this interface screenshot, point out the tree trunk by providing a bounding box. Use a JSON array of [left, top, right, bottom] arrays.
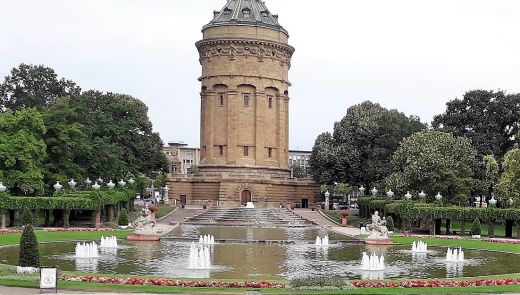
[[44, 210, 50, 227], [63, 209, 70, 228], [1, 210, 6, 229], [9, 210, 15, 227], [435, 219, 442, 235], [460, 220, 466, 236], [446, 219, 451, 235]]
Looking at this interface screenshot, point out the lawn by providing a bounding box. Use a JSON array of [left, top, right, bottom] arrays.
[[391, 236, 520, 254], [0, 230, 131, 246], [155, 205, 176, 219], [445, 220, 514, 238]]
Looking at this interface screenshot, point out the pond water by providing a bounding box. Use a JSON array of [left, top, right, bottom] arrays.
[[1, 229, 520, 280]]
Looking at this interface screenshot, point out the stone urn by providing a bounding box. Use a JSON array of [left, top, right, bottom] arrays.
[[339, 209, 350, 225], [148, 204, 159, 221]]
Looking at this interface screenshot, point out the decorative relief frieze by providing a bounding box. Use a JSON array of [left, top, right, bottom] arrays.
[[196, 40, 294, 67]]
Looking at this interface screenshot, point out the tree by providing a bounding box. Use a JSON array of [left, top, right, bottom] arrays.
[[187, 165, 200, 175], [497, 147, 520, 206], [290, 164, 305, 178], [433, 90, 520, 159], [471, 218, 482, 236], [385, 131, 478, 205], [70, 91, 168, 178], [310, 101, 425, 186], [0, 64, 80, 112], [0, 108, 46, 195], [118, 208, 129, 226], [18, 224, 40, 267], [22, 207, 33, 226]]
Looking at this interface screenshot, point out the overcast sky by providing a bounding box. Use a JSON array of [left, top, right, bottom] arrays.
[[1, 0, 519, 150]]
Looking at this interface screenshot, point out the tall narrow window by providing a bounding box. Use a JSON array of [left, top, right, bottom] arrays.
[[219, 93, 225, 106], [268, 96, 273, 108], [268, 147, 273, 158], [219, 145, 224, 156], [243, 94, 250, 106], [244, 146, 249, 157]]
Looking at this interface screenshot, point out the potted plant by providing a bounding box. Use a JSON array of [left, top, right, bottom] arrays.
[[339, 210, 350, 225]]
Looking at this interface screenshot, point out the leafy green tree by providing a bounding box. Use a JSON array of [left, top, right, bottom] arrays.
[[22, 207, 33, 226], [70, 91, 168, 178], [471, 218, 482, 236], [42, 98, 91, 188], [187, 165, 199, 175], [118, 208, 129, 226], [0, 64, 80, 112], [18, 224, 40, 267], [310, 101, 425, 187], [0, 108, 46, 195], [385, 131, 477, 205], [433, 90, 520, 159], [497, 147, 520, 206], [386, 216, 394, 232], [290, 164, 305, 178]]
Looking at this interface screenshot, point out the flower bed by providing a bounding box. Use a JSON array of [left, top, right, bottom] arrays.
[[59, 275, 285, 289], [0, 229, 20, 235], [483, 238, 520, 245], [352, 278, 520, 288], [407, 234, 520, 245], [46, 228, 114, 233]]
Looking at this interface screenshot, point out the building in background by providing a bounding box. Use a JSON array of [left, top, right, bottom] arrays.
[[288, 150, 311, 176], [163, 142, 200, 175]]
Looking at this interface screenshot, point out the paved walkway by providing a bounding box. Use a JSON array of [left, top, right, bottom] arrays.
[[0, 286, 257, 295], [158, 206, 206, 225], [293, 209, 361, 237]]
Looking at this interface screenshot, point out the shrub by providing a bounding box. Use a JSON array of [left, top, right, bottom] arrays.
[[386, 216, 394, 231], [18, 224, 40, 267], [471, 218, 482, 236], [22, 207, 33, 226], [118, 208, 129, 226]]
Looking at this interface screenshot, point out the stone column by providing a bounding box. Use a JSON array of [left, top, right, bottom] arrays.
[[94, 211, 101, 229], [1, 210, 6, 229], [107, 206, 113, 222], [163, 186, 170, 203]]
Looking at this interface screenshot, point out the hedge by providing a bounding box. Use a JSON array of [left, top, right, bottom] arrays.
[[0, 189, 135, 211]]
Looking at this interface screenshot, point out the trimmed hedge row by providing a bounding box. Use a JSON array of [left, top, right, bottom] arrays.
[[359, 197, 520, 221], [0, 189, 135, 211]]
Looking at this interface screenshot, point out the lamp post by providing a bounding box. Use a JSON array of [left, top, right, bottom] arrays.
[[118, 180, 126, 188], [0, 182, 6, 193], [107, 180, 115, 189], [127, 177, 135, 185], [163, 185, 170, 203], [85, 178, 92, 189], [359, 186, 365, 196], [68, 179, 77, 190], [371, 187, 378, 196], [386, 190, 394, 198], [435, 192, 443, 201], [53, 181, 63, 193], [92, 182, 101, 190], [405, 191, 412, 200], [324, 190, 330, 210], [419, 191, 426, 200]]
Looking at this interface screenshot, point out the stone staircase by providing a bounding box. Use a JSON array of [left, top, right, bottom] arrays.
[[185, 207, 312, 227]]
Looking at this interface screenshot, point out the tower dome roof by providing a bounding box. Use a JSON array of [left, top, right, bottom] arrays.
[[204, 0, 288, 35]]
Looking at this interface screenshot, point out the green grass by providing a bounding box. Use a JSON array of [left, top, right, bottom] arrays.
[[0, 230, 131, 246], [391, 236, 520, 253], [155, 205, 176, 219]]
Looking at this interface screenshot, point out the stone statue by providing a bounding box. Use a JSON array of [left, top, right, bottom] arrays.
[[132, 204, 156, 233], [365, 211, 388, 239]]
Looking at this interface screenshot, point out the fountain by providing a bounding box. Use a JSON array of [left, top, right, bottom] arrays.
[[315, 235, 329, 246], [75, 242, 99, 258], [411, 241, 428, 253], [100, 236, 118, 248], [446, 247, 465, 262], [361, 252, 385, 271], [198, 235, 215, 244], [188, 242, 211, 269]]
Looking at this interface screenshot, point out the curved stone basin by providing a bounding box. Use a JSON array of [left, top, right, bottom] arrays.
[[1, 239, 520, 280]]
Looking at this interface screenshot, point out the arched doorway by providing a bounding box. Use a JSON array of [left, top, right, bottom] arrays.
[[240, 190, 252, 206]]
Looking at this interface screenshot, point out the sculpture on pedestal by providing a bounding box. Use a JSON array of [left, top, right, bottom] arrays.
[[365, 211, 389, 239]]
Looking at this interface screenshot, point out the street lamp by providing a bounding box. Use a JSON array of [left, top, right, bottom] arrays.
[[68, 179, 77, 189], [53, 181, 63, 192], [386, 190, 394, 198], [0, 182, 6, 193], [359, 186, 365, 196], [85, 178, 92, 189], [419, 191, 426, 199], [371, 187, 378, 196], [92, 182, 101, 190], [127, 177, 135, 185], [405, 191, 412, 200], [107, 180, 115, 189], [435, 192, 443, 201], [97, 177, 104, 184], [118, 180, 126, 187]]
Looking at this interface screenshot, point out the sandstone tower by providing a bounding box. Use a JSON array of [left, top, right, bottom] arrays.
[[168, 0, 319, 208]]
